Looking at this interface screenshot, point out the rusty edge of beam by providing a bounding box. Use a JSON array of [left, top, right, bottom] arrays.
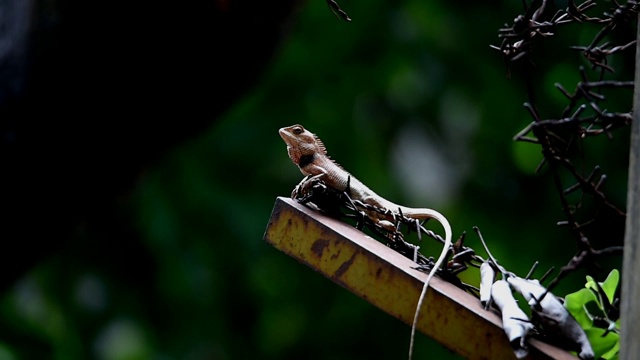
[[263, 197, 579, 360]]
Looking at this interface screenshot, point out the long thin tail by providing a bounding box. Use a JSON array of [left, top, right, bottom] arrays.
[[408, 209, 452, 360]]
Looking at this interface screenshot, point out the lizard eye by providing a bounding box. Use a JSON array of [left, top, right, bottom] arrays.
[[292, 126, 303, 135]]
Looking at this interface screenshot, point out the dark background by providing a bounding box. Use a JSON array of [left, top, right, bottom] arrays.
[[0, 0, 632, 358]]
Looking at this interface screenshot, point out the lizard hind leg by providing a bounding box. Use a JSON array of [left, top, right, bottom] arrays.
[[373, 217, 405, 244], [377, 219, 398, 233], [360, 196, 400, 233]]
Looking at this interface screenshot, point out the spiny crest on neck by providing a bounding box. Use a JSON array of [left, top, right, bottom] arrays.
[[312, 132, 346, 171], [313, 134, 328, 155]]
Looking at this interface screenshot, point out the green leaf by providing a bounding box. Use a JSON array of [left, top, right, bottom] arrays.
[[585, 270, 620, 310], [601, 338, 620, 360], [565, 270, 621, 360], [600, 269, 620, 305], [564, 288, 597, 328], [584, 275, 600, 308], [584, 328, 619, 360], [584, 269, 620, 313]]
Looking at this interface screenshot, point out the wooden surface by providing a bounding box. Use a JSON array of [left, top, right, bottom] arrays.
[[264, 197, 579, 360], [620, 17, 640, 360]]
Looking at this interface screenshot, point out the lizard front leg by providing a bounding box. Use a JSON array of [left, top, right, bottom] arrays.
[[292, 173, 326, 199], [292, 162, 332, 199]]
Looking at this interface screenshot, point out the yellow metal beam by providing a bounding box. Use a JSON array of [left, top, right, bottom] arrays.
[[264, 197, 579, 360]]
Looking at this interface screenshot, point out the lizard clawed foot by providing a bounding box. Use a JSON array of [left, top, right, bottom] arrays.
[[377, 219, 405, 242], [377, 219, 398, 233], [292, 174, 325, 200]]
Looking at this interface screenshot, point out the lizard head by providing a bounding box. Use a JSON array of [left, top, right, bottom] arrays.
[[279, 124, 327, 167]]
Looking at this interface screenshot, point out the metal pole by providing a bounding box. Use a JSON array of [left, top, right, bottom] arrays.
[[620, 14, 640, 360]]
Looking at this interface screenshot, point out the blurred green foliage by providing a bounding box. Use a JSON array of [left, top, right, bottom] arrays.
[[0, 0, 632, 359]]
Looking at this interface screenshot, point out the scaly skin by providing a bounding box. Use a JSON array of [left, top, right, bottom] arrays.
[[279, 124, 452, 359]]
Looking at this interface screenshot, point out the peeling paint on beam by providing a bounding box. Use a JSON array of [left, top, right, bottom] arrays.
[[264, 197, 578, 360]]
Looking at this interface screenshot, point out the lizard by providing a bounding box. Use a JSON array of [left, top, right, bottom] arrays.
[[278, 124, 452, 359]]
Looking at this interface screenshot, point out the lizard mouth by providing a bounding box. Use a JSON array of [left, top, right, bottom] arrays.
[[278, 128, 293, 141]]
